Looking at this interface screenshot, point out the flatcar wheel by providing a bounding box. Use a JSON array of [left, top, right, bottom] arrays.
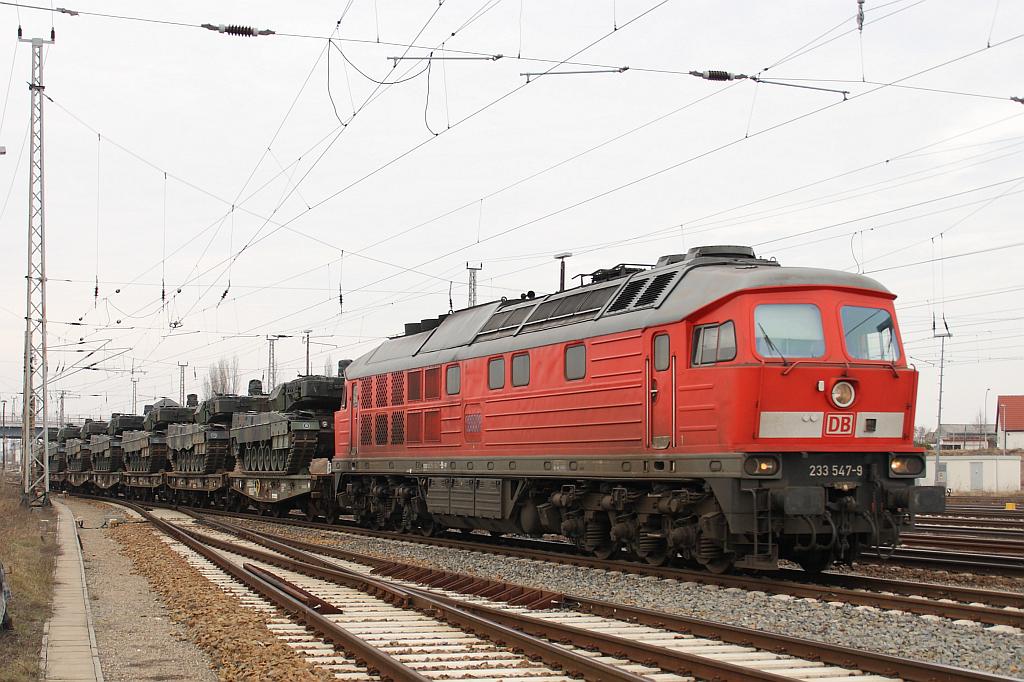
[[703, 556, 734, 574], [417, 518, 437, 537], [795, 549, 833, 574], [590, 544, 617, 560]]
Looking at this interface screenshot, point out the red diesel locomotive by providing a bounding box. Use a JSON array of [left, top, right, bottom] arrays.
[[333, 245, 943, 572]]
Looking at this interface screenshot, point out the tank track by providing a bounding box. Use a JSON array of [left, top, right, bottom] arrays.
[[241, 430, 318, 475], [173, 439, 230, 474], [92, 452, 123, 473], [125, 443, 169, 474]]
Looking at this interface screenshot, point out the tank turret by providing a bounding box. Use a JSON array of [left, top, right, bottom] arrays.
[[267, 375, 345, 412]]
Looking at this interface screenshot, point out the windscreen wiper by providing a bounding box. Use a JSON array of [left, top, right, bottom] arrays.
[[758, 323, 789, 366]]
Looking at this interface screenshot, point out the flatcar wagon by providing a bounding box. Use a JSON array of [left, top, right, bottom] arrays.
[[332, 245, 944, 572]]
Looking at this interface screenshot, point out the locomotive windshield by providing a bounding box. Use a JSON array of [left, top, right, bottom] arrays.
[[754, 304, 825, 358], [841, 305, 900, 361]]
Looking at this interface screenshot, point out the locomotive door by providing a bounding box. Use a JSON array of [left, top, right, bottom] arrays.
[[350, 382, 359, 455], [647, 330, 674, 449]]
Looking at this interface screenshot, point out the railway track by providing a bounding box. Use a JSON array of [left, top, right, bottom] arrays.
[[72, 494, 1024, 623], [899, 532, 1024, 555], [122, 502, 931, 682], [211, 513, 1024, 628], [120, 500, 1014, 682]]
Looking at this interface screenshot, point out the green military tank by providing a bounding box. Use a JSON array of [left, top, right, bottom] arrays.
[[49, 424, 79, 476], [124, 397, 196, 474], [67, 420, 107, 473], [169, 388, 267, 474], [233, 375, 344, 475], [91, 413, 144, 473]]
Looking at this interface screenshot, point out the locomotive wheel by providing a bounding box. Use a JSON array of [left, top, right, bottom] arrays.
[[417, 518, 438, 536], [590, 543, 617, 560], [635, 540, 669, 566]]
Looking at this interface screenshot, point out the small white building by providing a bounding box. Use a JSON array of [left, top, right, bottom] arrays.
[[922, 452, 1021, 493]]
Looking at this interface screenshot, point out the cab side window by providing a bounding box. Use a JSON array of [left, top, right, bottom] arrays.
[[692, 320, 736, 366]]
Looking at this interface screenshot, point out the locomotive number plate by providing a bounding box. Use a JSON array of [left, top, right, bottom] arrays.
[[808, 464, 863, 478]]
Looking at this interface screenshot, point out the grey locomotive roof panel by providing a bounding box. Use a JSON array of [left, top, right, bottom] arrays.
[[345, 254, 891, 379]]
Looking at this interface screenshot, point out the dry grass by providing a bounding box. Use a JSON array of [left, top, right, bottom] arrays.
[[0, 480, 57, 682]]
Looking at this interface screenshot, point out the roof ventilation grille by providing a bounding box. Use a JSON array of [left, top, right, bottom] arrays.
[[635, 272, 676, 307], [606, 278, 648, 312]]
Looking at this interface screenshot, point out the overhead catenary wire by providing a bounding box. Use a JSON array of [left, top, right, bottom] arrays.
[[75, 9, 1003, 376], [36, 3, 1019, 409]]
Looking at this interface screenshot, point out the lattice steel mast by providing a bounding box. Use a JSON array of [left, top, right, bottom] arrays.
[[20, 30, 54, 505]]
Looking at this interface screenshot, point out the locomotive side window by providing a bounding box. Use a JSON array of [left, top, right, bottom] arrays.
[[446, 364, 461, 395], [488, 357, 505, 389], [692, 321, 737, 366], [841, 306, 901, 361], [754, 304, 825, 358], [512, 353, 530, 386], [653, 333, 670, 371], [565, 344, 586, 380]]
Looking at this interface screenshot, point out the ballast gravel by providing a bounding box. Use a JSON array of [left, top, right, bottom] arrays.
[[81, 502, 336, 682], [230, 518, 1024, 680]]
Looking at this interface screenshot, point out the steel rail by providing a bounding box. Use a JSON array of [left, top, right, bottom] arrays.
[[191, 510, 1015, 682], [74, 493, 1024, 609], [195, 510, 1024, 627], [900, 533, 1024, 554], [224, 519, 1024, 628], [149, 509, 659, 681], [126, 503, 430, 681]]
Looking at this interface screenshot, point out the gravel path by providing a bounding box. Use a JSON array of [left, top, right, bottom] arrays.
[[230, 518, 1024, 679], [66, 498, 217, 682]]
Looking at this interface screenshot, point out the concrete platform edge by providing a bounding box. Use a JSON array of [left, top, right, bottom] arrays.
[[43, 500, 105, 682]]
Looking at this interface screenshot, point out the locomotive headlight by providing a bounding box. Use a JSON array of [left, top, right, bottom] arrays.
[[320, 420, 329, 428], [890, 454, 924, 476], [830, 381, 855, 408], [743, 455, 779, 476]]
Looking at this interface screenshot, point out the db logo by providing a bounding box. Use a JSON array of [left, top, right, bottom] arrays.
[[825, 413, 855, 436]]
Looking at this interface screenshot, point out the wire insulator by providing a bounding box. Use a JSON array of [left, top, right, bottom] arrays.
[[857, 0, 865, 32], [201, 23, 275, 37], [689, 70, 747, 81]]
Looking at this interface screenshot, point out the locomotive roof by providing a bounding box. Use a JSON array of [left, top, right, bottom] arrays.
[[345, 248, 891, 378]]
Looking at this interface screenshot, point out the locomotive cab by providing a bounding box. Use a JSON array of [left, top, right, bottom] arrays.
[[681, 284, 943, 571]]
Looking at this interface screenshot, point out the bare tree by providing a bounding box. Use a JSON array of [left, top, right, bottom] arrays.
[[973, 409, 990, 448], [203, 356, 239, 397], [914, 425, 928, 444], [323, 354, 334, 377]]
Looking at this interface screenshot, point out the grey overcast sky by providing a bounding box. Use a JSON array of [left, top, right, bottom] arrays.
[[0, 0, 1021, 430]]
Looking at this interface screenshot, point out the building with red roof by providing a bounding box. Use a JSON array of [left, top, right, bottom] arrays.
[[996, 395, 1024, 450]]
